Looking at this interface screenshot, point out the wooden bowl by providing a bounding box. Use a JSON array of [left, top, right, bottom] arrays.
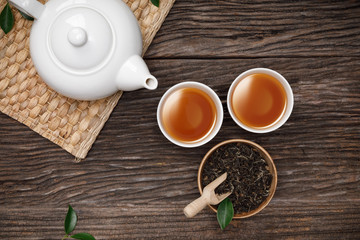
[[197, 139, 277, 219]]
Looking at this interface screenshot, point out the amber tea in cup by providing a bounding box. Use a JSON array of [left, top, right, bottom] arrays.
[[157, 82, 223, 147], [231, 73, 286, 128], [161, 88, 216, 142], [227, 68, 293, 133]]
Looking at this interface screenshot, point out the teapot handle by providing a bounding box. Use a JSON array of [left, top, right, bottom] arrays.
[[9, 0, 45, 19]]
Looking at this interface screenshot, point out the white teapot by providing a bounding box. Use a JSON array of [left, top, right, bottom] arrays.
[[9, 0, 158, 100]]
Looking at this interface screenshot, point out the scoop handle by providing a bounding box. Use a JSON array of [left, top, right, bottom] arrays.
[[8, 0, 45, 19], [183, 195, 208, 218]]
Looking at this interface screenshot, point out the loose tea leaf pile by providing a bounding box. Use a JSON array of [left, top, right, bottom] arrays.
[[202, 143, 273, 214]]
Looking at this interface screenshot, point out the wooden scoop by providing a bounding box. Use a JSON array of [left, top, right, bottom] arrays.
[[184, 173, 232, 218]]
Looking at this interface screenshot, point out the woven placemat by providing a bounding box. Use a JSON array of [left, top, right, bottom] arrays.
[[0, 0, 175, 159]]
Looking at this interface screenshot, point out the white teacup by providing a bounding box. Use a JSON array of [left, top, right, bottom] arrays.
[[157, 82, 223, 147], [227, 68, 294, 133]]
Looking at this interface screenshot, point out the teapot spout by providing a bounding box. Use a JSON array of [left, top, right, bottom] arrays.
[[116, 55, 158, 91]]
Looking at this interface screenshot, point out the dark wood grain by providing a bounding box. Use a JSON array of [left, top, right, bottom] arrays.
[[1, 57, 359, 238], [145, 0, 360, 58], [1, 203, 359, 239], [1, 0, 360, 239]]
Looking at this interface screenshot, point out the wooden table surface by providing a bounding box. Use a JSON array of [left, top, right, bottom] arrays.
[[1, 0, 359, 239]]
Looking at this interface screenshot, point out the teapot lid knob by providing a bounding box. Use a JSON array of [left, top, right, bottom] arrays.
[[46, 7, 114, 74], [68, 27, 88, 47]]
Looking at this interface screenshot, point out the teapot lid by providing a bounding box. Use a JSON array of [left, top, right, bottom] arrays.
[[24, 0, 143, 100], [48, 7, 115, 74]]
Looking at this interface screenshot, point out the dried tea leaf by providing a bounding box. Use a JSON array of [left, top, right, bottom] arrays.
[[202, 143, 272, 214]]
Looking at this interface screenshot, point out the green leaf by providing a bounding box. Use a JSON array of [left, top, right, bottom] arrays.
[[71, 233, 96, 240], [0, 3, 14, 34], [19, 11, 34, 21], [64, 205, 77, 234], [217, 198, 234, 230], [150, 0, 159, 7]]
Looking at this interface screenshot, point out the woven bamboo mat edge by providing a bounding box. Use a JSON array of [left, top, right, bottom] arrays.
[[0, 0, 175, 160]]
